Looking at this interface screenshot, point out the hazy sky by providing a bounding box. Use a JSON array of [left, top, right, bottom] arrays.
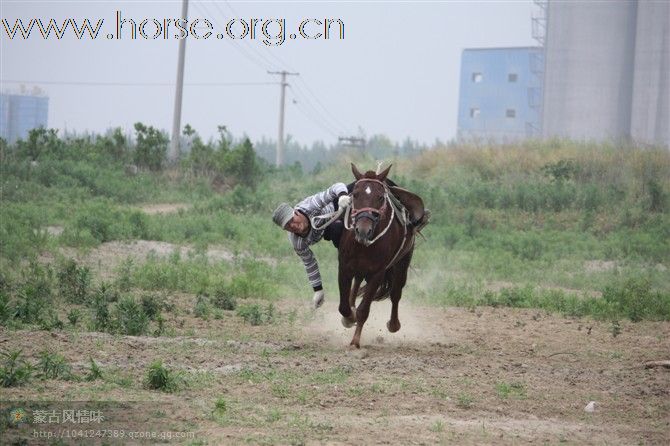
[[1, 1, 536, 146]]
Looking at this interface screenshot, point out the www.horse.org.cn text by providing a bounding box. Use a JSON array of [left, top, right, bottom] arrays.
[[1, 11, 345, 46]]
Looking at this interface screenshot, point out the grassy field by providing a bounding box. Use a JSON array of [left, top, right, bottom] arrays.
[[1, 130, 669, 444]]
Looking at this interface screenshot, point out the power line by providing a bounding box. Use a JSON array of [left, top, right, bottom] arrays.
[[208, 0, 281, 72], [221, 0, 296, 72], [288, 85, 343, 137], [192, 2, 271, 72], [294, 77, 353, 135], [290, 81, 349, 136], [218, 0, 353, 136], [287, 86, 340, 139], [0, 80, 277, 87]]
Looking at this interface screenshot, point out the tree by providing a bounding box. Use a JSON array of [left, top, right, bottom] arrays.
[[133, 123, 168, 171]]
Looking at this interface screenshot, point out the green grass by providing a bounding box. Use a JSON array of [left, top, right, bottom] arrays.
[[1, 133, 668, 323]]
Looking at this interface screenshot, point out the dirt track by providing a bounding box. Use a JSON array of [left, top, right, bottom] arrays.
[[2, 295, 669, 445]]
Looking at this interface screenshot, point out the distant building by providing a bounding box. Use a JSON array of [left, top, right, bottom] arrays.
[[457, 47, 543, 142], [0, 90, 49, 143], [542, 1, 669, 147]]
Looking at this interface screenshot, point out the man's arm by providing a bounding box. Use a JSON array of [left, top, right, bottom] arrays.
[[288, 232, 323, 291], [296, 182, 348, 215]]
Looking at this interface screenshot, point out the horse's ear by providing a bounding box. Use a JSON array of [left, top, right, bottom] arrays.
[[377, 164, 392, 182], [351, 163, 363, 180]]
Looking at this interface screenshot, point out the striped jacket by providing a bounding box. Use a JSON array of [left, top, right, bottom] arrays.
[[288, 182, 348, 291]]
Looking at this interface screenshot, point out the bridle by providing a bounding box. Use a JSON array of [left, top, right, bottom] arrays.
[[344, 178, 395, 246], [350, 179, 388, 224]]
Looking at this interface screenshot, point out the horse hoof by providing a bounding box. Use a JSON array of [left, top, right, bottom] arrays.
[[341, 316, 355, 328], [387, 320, 401, 333]]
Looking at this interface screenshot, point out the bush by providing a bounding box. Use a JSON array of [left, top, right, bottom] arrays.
[[193, 293, 211, 320], [603, 278, 670, 322], [133, 122, 168, 171], [13, 273, 52, 325], [212, 285, 236, 311], [0, 350, 33, 387], [85, 357, 103, 381], [57, 259, 91, 304], [145, 360, 184, 392], [113, 296, 149, 335], [67, 308, 81, 327], [237, 304, 263, 325], [37, 350, 73, 380], [236, 303, 276, 326], [0, 291, 10, 325], [140, 294, 162, 320], [89, 292, 111, 332]]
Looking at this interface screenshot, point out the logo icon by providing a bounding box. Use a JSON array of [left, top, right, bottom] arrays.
[[9, 408, 28, 425]]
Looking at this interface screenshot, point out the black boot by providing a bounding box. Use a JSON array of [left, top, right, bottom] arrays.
[[411, 209, 431, 232]]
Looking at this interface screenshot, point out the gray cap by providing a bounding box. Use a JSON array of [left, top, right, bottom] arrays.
[[272, 203, 294, 228]]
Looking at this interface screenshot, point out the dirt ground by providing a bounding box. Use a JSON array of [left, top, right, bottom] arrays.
[[2, 294, 669, 445]]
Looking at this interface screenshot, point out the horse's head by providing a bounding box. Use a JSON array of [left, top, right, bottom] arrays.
[[350, 163, 392, 246]]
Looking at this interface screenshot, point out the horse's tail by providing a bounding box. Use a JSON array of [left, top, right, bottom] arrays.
[[357, 270, 393, 301]]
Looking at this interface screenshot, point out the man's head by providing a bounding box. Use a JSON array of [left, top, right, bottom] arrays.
[[272, 203, 310, 236]]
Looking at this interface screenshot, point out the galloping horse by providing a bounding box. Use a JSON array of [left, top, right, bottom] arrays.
[[338, 164, 419, 348]]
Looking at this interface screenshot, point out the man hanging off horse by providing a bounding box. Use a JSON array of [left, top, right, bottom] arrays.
[[271, 165, 429, 309]]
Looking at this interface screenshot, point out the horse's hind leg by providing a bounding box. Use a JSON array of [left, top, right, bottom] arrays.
[[351, 273, 382, 348], [387, 251, 413, 333]]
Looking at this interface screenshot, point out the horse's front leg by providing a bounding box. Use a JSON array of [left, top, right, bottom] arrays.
[[348, 276, 362, 317], [350, 272, 383, 349], [338, 267, 356, 328]]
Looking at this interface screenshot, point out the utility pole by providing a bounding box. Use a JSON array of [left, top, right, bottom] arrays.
[[169, 0, 189, 163], [268, 70, 299, 167]]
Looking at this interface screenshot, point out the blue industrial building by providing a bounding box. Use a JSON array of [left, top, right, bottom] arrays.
[[457, 47, 543, 142], [0, 92, 49, 143]]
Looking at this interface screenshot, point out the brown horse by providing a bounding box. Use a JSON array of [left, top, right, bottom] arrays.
[[338, 164, 418, 348]]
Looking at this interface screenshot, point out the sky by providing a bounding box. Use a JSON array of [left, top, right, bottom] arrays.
[[1, 1, 537, 147]]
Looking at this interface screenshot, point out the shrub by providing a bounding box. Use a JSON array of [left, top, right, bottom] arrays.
[[0, 291, 10, 325], [0, 350, 33, 387], [193, 293, 211, 320], [235, 303, 276, 326], [603, 278, 670, 322], [133, 122, 168, 171], [89, 292, 110, 332], [85, 357, 103, 381], [140, 294, 162, 320], [13, 277, 51, 325], [145, 360, 184, 392], [37, 350, 72, 380], [237, 304, 263, 325], [212, 285, 236, 311], [38, 312, 65, 331], [67, 308, 81, 327], [57, 259, 91, 304], [113, 296, 149, 335]]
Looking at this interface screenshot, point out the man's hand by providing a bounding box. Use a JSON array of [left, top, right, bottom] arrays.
[[338, 195, 351, 209], [312, 290, 325, 309]]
